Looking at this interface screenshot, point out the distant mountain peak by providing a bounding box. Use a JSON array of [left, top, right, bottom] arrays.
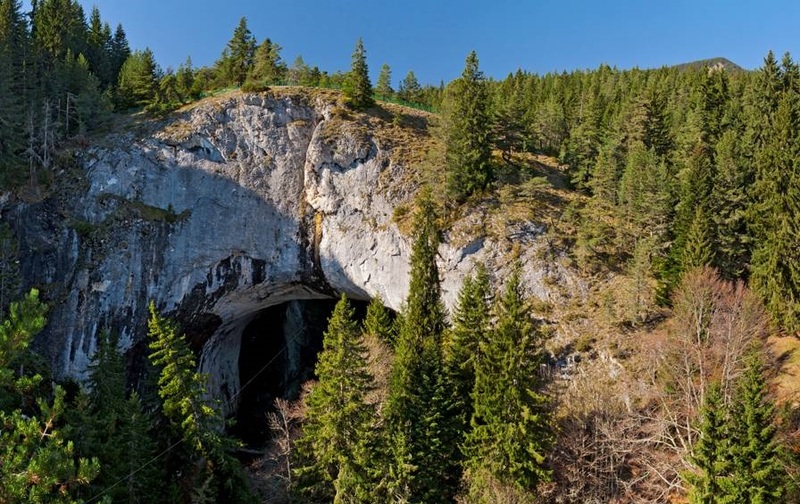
[[672, 57, 745, 72]]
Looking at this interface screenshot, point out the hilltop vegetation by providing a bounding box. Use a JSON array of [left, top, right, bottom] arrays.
[[1, 2, 800, 503]]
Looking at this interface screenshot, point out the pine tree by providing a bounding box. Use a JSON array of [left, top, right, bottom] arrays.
[[376, 63, 393, 99], [465, 265, 552, 492], [711, 128, 751, 279], [384, 190, 460, 503], [0, 0, 29, 184], [444, 263, 490, 438], [723, 353, 786, 503], [398, 70, 421, 103], [684, 383, 731, 504], [343, 38, 373, 110], [32, 0, 87, 68], [363, 295, 395, 346], [108, 23, 130, 82], [443, 51, 493, 203], [217, 17, 256, 87], [79, 331, 161, 502], [294, 294, 377, 503], [248, 37, 286, 86], [148, 302, 222, 460], [147, 302, 251, 502], [85, 6, 111, 88], [749, 53, 800, 332], [0, 290, 100, 503], [116, 48, 159, 109], [681, 205, 715, 272]]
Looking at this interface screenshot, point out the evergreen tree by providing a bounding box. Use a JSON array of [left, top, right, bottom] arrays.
[[116, 48, 159, 109], [248, 37, 286, 86], [363, 295, 395, 346], [85, 6, 111, 88], [398, 70, 421, 103], [376, 63, 393, 99], [711, 128, 751, 279], [749, 53, 800, 332], [66, 330, 162, 503], [32, 0, 87, 67], [294, 294, 377, 503], [443, 51, 493, 203], [464, 265, 552, 492], [385, 190, 460, 503], [681, 206, 715, 272], [0, 290, 100, 503], [217, 17, 256, 87], [147, 302, 250, 502], [343, 38, 373, 110], [444, 263, 490, 439], [108, 23, 130, 82], [0, 0, 29, 184], [723, 353, 786, 503], [684, 383, 731, 504]]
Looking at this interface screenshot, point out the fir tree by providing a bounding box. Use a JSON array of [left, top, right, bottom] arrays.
[[385, 190, 459, 503], [443, 51, 493, 203], [363, 295, 395, 346], [682, 205, 715, 273], [217, 17, 256, 87], [684, 383, 731, 504], [0, 290, 100, 503], [376, 63, 393, 99], [343, 38, 373, 110], [465, 265, 552, 492], [147, 302, 250, 502], [749, 55, 800, 332], [294, 294, 377, 503], [398, 70, 421, 103], [116, 48, 159, 109], [723, 353, 786, 503], [444, 263, 490, 439], [248, 37, 286, 86]]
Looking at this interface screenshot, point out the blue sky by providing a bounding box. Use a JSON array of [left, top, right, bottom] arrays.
[[41, 1, 800, 85]]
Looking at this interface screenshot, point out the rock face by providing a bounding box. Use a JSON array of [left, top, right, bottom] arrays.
[[5, 89, 581, 411]]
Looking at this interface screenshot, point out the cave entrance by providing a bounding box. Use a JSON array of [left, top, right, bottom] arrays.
[[233, 298, 369, 447]]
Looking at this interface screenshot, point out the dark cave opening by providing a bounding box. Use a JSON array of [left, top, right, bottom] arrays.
[[232, 298, 371, 447]]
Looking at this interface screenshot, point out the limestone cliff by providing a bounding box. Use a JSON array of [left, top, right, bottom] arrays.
[[4, 88, 580, 410]]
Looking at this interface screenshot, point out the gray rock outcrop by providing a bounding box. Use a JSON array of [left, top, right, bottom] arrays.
[[5, 89, 580, 411]]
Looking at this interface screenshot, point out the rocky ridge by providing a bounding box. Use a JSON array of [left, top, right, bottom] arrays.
[[6, 89, 581, 410]]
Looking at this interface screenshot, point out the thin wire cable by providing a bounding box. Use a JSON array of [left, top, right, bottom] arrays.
[[83, 322, 300, 503]]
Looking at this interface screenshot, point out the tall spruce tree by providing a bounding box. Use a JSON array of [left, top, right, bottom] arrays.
[[464, 265, 552, 492], [722, 353, 786, 503], [444, 263, 490, 440], [294, 294, 377, 503], [384, 190, 460, 503], [398, 70, 421, 103], [343, 38, 373, 110], [443, 51, 493, 203], [684, 382, 731, 504], [248, 37, 286, 86], [376, 63, 393, 100], [147, 302, 250, 503], [749, 53, 800, 332], [217, 17, 256, 87]]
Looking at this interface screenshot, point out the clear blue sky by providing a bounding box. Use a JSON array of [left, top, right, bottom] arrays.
[[32, 1, 800, 85]]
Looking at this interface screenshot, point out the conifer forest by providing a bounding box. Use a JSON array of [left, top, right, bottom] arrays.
[[1, 2, 800, 503]]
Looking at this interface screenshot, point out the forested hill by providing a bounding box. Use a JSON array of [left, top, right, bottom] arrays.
[[672, 56, 745, 72], [2, 1, 800, 503]]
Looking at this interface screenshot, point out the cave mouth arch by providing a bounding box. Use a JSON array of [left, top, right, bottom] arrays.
[[232, 298, 372, 447]]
